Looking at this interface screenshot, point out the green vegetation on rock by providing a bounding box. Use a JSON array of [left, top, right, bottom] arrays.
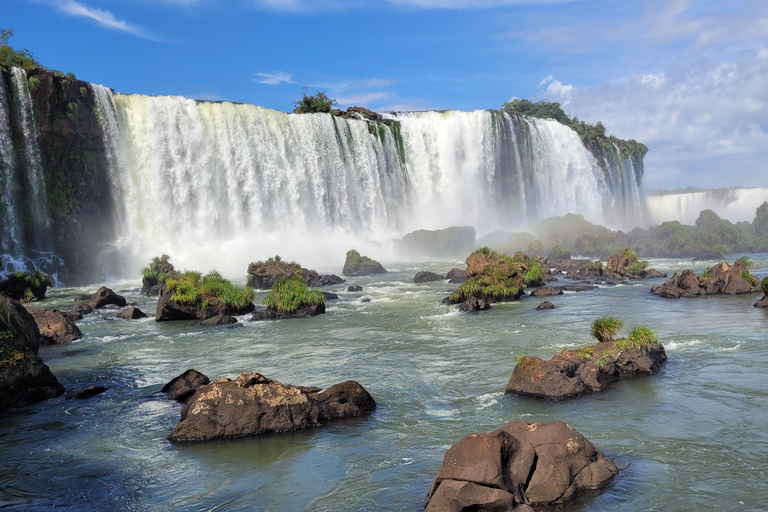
[[616, 327, 658, 350], [262, 275, 325, 314], [293, 87, 337, 114], [590, 316, 624, 343], [0, 28, 42, 71], [448, 248, 543, 304], [0, 271, 54, 303], [141, 254, 175, 283], [760, 276, 768, 296], [166, 271, 255, 310]]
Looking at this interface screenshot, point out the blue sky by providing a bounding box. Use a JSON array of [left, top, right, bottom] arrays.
[[4, 0, 768, 190]]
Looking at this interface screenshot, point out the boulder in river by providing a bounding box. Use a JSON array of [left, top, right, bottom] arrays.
[[246, 256, 344, 289], [458, 296, 491, 312], [536, 301, 555, 310], [117, 307, 147, 320], [162, 369, 210, 403], [342, 250, 387, 277], [0, 296, 65, 410], [755, 295, 768, 308], [168, 371, 376, 442], [414, 271, 445, 283], [141, 254, 179, 295], [445, 268, 467, 284], [347, 285, 363, 292], [155, 272, 255, 322], [66, 385, 107, 400], [425, 420, 618, 510], [0, 270, 54, 302], [651, 261, 760, 299], [604, 248, 666, 280], [200, 314, 237, 326], [27, 308, 82, 344], [88, 287, 127, 309]]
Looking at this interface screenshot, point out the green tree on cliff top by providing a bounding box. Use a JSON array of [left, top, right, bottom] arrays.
[[0, 29, 43, 71]]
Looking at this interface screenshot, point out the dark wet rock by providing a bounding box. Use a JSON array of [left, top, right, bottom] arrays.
[[536, 301, 555, 310], [530, 286, 564, 298], [246, 257, 344, 290], [27, 308, 82, 345], [342, 250, 387, 277], [755, 295, 768, 308], [168, 371, 376, 442], [61, 310, 83, 322], [250, 303, 325, 321], [87, 287, 127, 309], [162, 369, 210, 403], [117, 307, 147, 320], [74, 294, 90, 302], [425, 420, 619, 511], [604, 250, 666, 280], [544, 275, 558, 282], [71, 302, 93, 317], [560, 284, 599, 292], [0, 271, 53, 301], [66, 385, 107, 400], [141, 257, 179, 295], [505, 340, 666, 401], [414, 271, 445, 283], [545, 258, 590, 274], [0, 296, 65, 410], [402, 226, 476, 258], [156, 285, 254, 322], [200, 314, 237, 326], [458, 296, 491, 312], [359, 297, 371, 303], [446, 268, 468, 284], [347, 285, 363, 292], [651, 262, 760, 299], [320, 291, 339, 300]]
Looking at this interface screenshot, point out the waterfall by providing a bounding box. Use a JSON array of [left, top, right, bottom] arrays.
[[646, 188, 768, 225], [0, 74, 20, 256], [9, 68, 49, 238]]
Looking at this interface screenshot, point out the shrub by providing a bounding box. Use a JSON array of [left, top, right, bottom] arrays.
[[735, 256, 754, 269], [620, 248, 640, 263], [0, 271, 54, 302], [626, 260, 648, 275], [166, 270, 255, 310], [590, 316, 624, 343], [141, 254, 175, 282], [27, 76, 40, 92], [761, 276, 768, 296], [263, 275, 325, 313], [547, 245, 571, 260], [0, 28, 42, 70], [523, 262, 545, 287], [293, 87, 337, 114], [616, 326, 658, 350], [580, 260, 603, 273]]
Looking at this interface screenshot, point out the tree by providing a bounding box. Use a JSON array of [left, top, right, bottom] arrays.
[[0, 28, 42, 71], [292, 87, 337, 114]]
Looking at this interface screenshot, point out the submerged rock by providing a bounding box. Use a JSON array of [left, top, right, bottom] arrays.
[[342, 250, 387, 277], [162, 369, 210, 403], [250, 303, 326, 321], [536, 301, 555, 310], [168, 371, 376, 442], [414, 271, 445, 283], [117, 307, 147, 320], [66, 385, 107, 400], [347, 285, 363, 292], [200, 314, 237, 326], [27, 308, 82, 344], [505, 340, 666, 401], [425, 420, 618, 511]]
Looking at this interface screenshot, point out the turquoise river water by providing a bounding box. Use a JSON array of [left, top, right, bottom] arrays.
[[1, 255, 767, 511]]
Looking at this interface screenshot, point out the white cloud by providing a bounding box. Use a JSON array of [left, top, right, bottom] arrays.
[[254, 71, 295, 85], [57, 1, 159, 40], [537, 75, 553, 88], [641, 74, 665, 89]]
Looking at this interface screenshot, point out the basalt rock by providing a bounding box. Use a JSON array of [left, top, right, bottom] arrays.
[[0, 296, 65, 410], [458, 296, 491, 312], [536, 301, 555, 310], [155, 285, 254, 322], [246, 257, 344, 290], [425, 421, 618, 511], [66, 385, 107, 400], [162, 369, 210, 403], [87, 287, 127, 309], [529, 286, 564, 298], [651, 262, 760, 299], [27, 308, 82, 344], [505, 340, 666, 401], [168, 371, 376, 442], [446, 268, 468, 284], [250, 303, 326, 321], [605, 250, 666, 280], [414, 271, 445, 284], [755, 295, 768, 308], [347, 285, 363, 292], [71, 302, 93, 317], [342, 250, 387, 277], [0, 271, 53, 301], [200, 314, 237, 326], [117, 307, 147, 320]]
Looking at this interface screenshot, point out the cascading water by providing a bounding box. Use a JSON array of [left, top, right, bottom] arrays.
[[9, 68, 49, 237], [97, 97, 646, 275], [646, 187, 768, 226], [0, 74, 20, 256]]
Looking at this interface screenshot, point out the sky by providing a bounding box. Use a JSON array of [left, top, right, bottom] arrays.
[[4, 0, 768, 190]]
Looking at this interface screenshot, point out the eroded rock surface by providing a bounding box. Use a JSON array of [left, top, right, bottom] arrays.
[[425, 421, 618, 511], [651, 262, 760, 298], [27, 308, 82, 344], [168, 372, 375, 441]]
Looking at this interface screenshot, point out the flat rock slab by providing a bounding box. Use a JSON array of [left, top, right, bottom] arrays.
[[168, 372, 376, 442], [27, 308, 82, 344], [506, 340, 666, 401], [426, 420, 618, 510]]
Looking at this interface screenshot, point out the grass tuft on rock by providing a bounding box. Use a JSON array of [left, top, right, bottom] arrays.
[[626, 260, 649, 275], [616, 327, 658, 350], [590, 316, 625, 343], [761, 276, 768, 296], [141, 254, 175, 283], [448, 248, 542, 304], [263, 275, 325, 314], [166, 271, 255, 310]]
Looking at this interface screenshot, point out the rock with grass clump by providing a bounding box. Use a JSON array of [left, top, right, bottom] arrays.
[[651, 260, 760, 299], [162, 369, 210, 403], [251, 275, 326, 321], [342, 250, 387, 277], [246, 255, 344, 289], [755, 277, 768, 307], [446, 248, 545, 309], [505, 318, 666, 401], [425, 420, 618, 511], [27, 308, 82, 344], [156, 271, 255, 322], [141, 254, 179, 295], [605, 248, 666, 279], [168, 371, 376, 442], [0, 271, 55, 302], [0, 295, 65, 410]]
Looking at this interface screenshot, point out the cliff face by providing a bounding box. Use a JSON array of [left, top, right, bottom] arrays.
[[2, 68, 114, 284]]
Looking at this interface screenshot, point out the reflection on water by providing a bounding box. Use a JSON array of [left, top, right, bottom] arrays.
[[1, 255, 767, 511]]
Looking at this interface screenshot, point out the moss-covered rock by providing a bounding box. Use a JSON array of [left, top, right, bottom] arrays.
[[252, 275, 326, 321], [0, 270, 54, 301], [342, 250, 387, 277], [156, 271, 255, 322], [141, 254, 179, 295], [247, 256, 343, 290]]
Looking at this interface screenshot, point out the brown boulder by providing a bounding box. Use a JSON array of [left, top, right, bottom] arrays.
[[88, 287, 127, 309], [414, 271, 445, 283], [651, 263, 759, 299], [446, 268, 468, 284], [162, 369, 210, 403], [755, 295, 768, 308], [458, 296, 491, 312], [200, 314, 237, 326], [117, 307, 147, 319], [426, 421, 618, 510], [27, 308, 82, 344], [250, 303, 325, 321], [536, 301, 555, 310], [530, 286, 564, 297], [168, 372, 376, 442]]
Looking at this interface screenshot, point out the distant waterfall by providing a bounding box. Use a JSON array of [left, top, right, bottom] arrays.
[[9, 68, 49, 237], [0, 74, 19, 256], [647, 188, 768, 225]]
